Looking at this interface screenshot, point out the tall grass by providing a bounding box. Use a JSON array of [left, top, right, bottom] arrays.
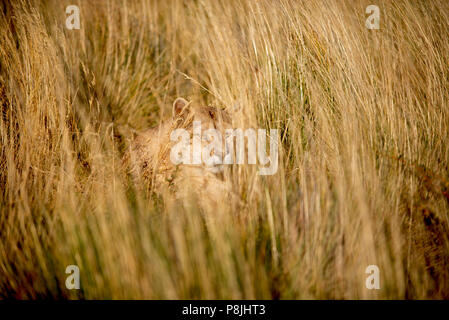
[[1, 0, 448, 299]]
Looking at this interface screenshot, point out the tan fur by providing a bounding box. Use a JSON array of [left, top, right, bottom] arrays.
[[123, 98, 233, 210]]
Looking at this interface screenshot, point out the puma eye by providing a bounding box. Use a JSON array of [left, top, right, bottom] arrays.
[[208, 110, 215, 120]]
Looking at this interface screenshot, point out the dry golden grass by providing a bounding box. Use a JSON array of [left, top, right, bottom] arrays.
[[1, 0, 448, 299]]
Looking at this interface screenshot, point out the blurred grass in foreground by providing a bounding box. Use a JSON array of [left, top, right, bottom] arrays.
[[0, 0, 449, 299]]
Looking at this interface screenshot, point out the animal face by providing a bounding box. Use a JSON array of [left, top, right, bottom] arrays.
[[171, 97, 233, 173]]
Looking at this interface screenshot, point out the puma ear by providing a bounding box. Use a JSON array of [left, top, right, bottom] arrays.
[[173, 97, 189, 117]]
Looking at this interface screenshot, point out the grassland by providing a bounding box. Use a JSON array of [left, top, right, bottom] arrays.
[[1, 0, 448, 299]]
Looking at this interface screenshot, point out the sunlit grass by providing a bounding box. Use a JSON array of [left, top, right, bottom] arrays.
[[0, 0, 448, 299]]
